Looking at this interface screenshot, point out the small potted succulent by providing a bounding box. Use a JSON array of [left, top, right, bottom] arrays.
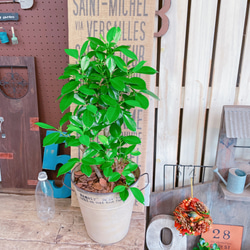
[[193, 238, 220, 250], [36, 26, 158, 244]]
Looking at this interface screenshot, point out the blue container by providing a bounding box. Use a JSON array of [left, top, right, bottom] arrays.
[[227, 168, 247, 194], [0, 28, 9, 43]]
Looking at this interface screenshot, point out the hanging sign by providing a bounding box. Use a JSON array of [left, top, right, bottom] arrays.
[[0, 13, 19, 21], [202, 224, 243, 250]]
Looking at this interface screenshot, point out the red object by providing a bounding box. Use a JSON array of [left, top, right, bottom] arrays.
[[0, 152, 13, 159], [173, 197, 213, 236]]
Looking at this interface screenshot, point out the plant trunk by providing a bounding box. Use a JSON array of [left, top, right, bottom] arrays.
[[80, 144, 103, 179]]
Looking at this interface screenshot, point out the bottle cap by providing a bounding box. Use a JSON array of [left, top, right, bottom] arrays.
[[38, 171, 48, 181]]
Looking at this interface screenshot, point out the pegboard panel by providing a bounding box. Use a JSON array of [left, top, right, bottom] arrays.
[[0, 1, 68, 144]]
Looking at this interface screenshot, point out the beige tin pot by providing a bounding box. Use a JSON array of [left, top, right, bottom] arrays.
[[71, 164, 143, 245]]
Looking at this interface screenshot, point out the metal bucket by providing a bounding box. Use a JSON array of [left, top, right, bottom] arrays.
[[71, 164, 141, 244]]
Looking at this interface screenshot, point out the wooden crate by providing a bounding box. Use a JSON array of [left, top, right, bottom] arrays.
[[154, 0, 250, 191]]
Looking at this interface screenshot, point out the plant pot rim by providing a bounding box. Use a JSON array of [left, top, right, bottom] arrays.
[[71, 164, 142, 196]]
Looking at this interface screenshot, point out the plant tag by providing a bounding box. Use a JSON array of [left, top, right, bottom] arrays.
[[0, 13, 19, 21], [202, 224, 243, 249]]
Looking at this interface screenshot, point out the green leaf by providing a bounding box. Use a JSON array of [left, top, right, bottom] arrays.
[[101, 85, 108, 95], [141, 89, 160, 100], [81, 56, 90, 72], [108, 87, 119, 101], [123, 113, 136, 132], [106, 57, 116, 73], [126, 173, 135, 185], [114, 27, 121, 43], [60, 92, 74, 113], [66, 137, 81, 146], [101, 161, 114, 169], [79, 135, 90, 146], [81, 164, 92, 177], [81, 157, 96, 165], [106, 105, 121, 123], [130, 187, 144, 204], [135, 93, 149, 109], [55, 136, 67, 144], [122, 135, 141, 144], [58, 74, 70, 80], [127, 77, 146, 90], [107, 27, 116, 42], [67, 124, 83, 135], [124, 100, 141, 108], [35, 122, 56, 130], [69, 115, 82, 127], [113, 185, 126, 193], [89, 142, 103, 151], [96, 51, 105, 61], [94, 157, 105, 165], [79, 85, 96, 96], [82, 110, 94, 127], [110, 78, 125, 91], [109, 172, 121, 182], [100, 95, 117, 106], [119, 47, 138, 60], [125, 144, 136, 154], [113, 56, 127, 72], [119, 189, 129, 201], [130, 150, 141, 156], [59, 112, 72, 127], [89, 83, 99, 89], [86, 104, 98, 114], [88, 37, 105, 46], [98, 135, 109, 145], [83, 148, 98, 158], [124, 163, 138, 172], [80, 40, 89, 56], [57, 161, 78, 177], [65, 49, 79, 60], [72, 95, 85, 106], [132, 60, 147, 73], [110, 123, 121, 137], [43, 132, 60, 146], [135, 66, 157, 75], [103, 167, 113, 177], [90, 41, 97, 50], [61, 80, 80, 95]]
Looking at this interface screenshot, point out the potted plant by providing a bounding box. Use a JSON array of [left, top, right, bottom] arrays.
[[36, 26, 158, 244], [193, 238, 220, 250]]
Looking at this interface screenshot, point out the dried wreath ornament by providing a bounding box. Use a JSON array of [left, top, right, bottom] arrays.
[[173, 179, 213, 236], [173, 197, 213, 236]]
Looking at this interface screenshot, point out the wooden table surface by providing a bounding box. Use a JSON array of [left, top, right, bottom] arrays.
[[0, 193, 145, 250]]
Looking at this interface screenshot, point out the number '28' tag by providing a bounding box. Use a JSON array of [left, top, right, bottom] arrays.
[[202, 224, 243, 250]]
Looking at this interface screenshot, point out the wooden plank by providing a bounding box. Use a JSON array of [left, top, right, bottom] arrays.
[[236, 3, 250, 105], [179, 1, 217, 186], [204, 0, 247, 179], [0, 193, 145, 249], [154, 0, 188, 191], [145, 0, 159, 194], [0, 56, 42, 189]]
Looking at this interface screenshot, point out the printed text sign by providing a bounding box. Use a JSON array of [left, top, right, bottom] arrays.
[[202, 224, 243, 250]]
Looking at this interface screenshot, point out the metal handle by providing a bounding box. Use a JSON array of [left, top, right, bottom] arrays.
[[62, 173, 75, 192], [140, 172, 149, 191], [0, 1, 15, 3]]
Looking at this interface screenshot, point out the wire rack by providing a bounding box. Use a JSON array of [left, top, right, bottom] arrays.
[[163, 164, 213, 191]]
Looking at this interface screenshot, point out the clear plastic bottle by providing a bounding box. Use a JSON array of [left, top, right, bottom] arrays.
[[35, 171, 55, 221]]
